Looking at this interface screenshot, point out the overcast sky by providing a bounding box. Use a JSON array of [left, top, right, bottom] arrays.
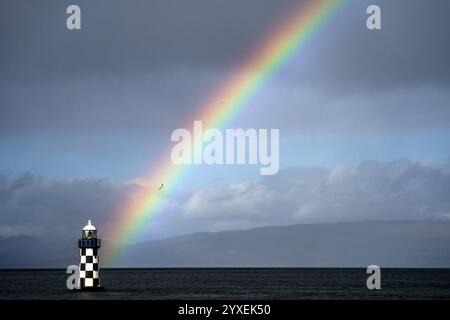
[[1, 0, 450, 244]]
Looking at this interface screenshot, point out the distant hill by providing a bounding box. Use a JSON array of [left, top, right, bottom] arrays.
[[1, 221, 450, 268], [0, 235, 76, 268], [116, 221, 450, 268]]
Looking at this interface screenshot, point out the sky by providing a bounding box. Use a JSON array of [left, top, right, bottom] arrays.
[[1, 0, 450, 245]]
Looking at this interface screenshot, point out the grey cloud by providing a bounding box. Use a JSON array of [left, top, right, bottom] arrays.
[[1, 158, 450, 245], [295, 0, 450, 92], [1, 0, 449, 137], [0, 0, 296, 80], [1, 0, 447, 87], [0, 173, 136, 240], [0, 70, 217, 135], [239, 85, 450, 133], [2, 74, 450, 137], [179, 159, 450, 230], [0, 225, 44, 237]]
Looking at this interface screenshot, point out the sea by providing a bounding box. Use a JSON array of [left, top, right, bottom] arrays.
[[0, 268, 449, 300]]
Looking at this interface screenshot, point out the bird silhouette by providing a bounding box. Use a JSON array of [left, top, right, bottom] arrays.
[[158, 184, 164, 190]]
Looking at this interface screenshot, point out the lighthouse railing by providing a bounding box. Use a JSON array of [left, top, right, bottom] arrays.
[[78, 238, 101, 248]]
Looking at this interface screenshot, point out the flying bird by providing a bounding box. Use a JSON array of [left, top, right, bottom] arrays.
[[158, 184, 164, 190]]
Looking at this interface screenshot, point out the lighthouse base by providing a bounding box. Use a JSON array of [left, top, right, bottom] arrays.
[[74, 286, 104, 292]]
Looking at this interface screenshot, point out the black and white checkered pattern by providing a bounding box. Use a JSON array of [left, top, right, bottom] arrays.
[[79, 248, 100, 288]]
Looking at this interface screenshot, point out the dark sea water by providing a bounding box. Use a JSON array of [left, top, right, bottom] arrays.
[[0, 268, 449, 300]]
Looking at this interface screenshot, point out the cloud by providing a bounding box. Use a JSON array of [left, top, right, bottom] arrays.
[[237, 84, 450, 134], [0, 0, 450, 85], [1, 158, 450, 244], [0, 173, 134, 240], [0, 70, 218, 136], [1, 0, 449, 138], [296, 0, 450, 92], [0, 225, 44, 238], [180, 159, 450, 230], [1, 0, 448, 87], [184, 182, 276, 218], [0, 0, 296, 79]]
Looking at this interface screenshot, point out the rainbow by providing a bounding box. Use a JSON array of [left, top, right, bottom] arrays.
[[105, 0, 346, 263]]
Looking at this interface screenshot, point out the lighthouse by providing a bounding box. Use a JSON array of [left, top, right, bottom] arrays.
[[77, 220, 103, 290]]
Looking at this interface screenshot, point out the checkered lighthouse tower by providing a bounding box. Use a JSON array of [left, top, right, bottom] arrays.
[[78, 220, 102, 290]]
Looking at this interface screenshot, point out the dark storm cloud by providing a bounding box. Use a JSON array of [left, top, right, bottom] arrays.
[[0, 0, 449, 136], [0, 0, 298, 79], [1, 0, 298, 135], [1, 0, 448, 85], [297, 0, 450, 92], [0, 70, 218, 135]]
